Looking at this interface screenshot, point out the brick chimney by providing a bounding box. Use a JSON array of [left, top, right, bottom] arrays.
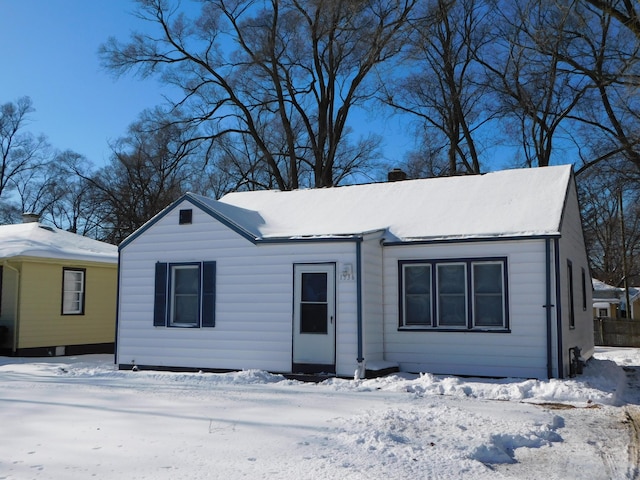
[[387, 168, 407, 182], [22, 213, 40, 223]]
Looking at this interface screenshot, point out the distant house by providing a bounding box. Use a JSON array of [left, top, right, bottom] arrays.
[[116, 165, 593, 379], [593, 279, 640, 319], [0, 218, 118, 356]]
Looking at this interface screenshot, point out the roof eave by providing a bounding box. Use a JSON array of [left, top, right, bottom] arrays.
[[382, 232, 561, 246]]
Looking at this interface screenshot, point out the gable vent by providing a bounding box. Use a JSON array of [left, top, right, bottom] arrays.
[[179, 209, 193, 225]]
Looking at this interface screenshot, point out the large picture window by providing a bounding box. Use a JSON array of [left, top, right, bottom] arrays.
[[62, 268, 86, 315], [400, 258, 508, 331], [154, 261, 216, 328]]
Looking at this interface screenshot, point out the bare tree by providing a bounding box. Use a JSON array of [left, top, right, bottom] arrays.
[[71, 108, 201, 244], [541, 0, 640, 291], [383, 0, 492, 175], [0, 97, 50, 205], [11, 162, 61, 219], [583, 0, 640, 39], [100, 0, 416, 190], [481, 0, 590, 168], [36, 151, 107, 238], [579, 164, 640, 286], [550, 1, 640, 176]]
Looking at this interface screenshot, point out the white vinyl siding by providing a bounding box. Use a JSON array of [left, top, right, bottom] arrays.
[[557, 179, 595, 376], [360, 232, 386, 364]]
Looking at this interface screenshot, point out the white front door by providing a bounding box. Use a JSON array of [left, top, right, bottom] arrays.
[[292, 264, 336, 372]]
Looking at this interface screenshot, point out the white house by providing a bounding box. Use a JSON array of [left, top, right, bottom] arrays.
[[116, 165, 594, 379]]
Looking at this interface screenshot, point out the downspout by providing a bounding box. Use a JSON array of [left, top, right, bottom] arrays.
[[3, 261, 20, 354], [355, 237, 365, 379], [544, 240, 553, 379], [114, 250, 121, 365], [554, 238, 564, 378]]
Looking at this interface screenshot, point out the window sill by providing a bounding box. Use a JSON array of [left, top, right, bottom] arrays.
[[398, 327, 510, 333]]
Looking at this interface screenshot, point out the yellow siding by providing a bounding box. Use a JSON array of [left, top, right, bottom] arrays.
[[17, 260, 117, 349], [593, 303, 619, 319]]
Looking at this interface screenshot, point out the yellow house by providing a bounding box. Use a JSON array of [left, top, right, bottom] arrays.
[[0, 218, 118, 356], [592, 278, 640, 320]]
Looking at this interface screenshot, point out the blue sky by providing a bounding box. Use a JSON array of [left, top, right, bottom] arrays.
[[0, 0, 171, 166], [0, 0, 418, 173]]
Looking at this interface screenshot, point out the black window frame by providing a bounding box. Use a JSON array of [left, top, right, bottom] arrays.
[[154, 261, 216, 328], [179, 209, 193, 225], [399, 257, 509, 332], [0, 265, 3, 316], [61, 267, 86, 315], [567, 260, 575, 329], [581, 267, 587, 311]]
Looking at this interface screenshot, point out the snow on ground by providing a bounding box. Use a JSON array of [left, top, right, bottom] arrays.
[[1, 347, 639, 479]]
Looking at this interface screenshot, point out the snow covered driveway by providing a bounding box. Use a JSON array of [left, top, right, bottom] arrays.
[[0, 348, 638, 479]]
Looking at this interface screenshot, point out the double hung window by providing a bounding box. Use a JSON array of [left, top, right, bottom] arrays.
[[154, 261, 216, 328], [400, 258, 508, 330], [171, 265, 200, 326], [62, 268, 86, 315]]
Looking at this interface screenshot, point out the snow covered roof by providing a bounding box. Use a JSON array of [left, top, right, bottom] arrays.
[[592, 279, 619, 291], [592, 279, 640, 302], [0, 222, 118, 263], [193, 165, 573, 242]]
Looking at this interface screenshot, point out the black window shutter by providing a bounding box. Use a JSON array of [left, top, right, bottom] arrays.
[[154, 262, 168, 326], [202, 261, 216, 327]]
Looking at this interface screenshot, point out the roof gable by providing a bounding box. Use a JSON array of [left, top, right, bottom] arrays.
[[118, 194, 264, 250]]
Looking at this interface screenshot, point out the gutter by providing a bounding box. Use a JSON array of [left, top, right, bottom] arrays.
[[114, 253, 121, 364], [355, 237, 365, 379], [3, 261, 20, 353]]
